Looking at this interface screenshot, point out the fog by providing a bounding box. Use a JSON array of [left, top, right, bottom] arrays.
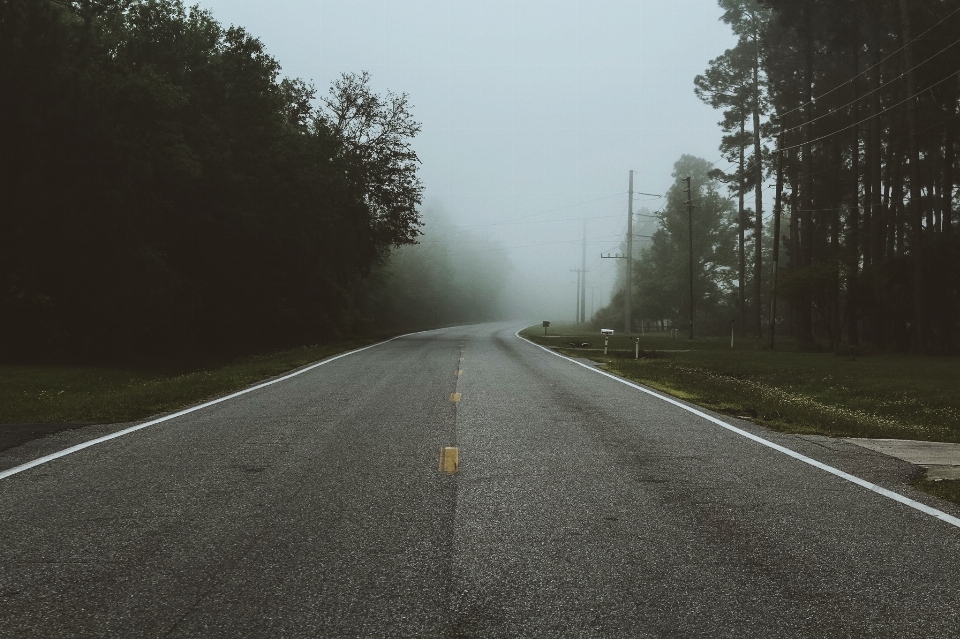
[[195, 0, 739, 322]]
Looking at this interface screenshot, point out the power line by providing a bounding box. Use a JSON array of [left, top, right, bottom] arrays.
[[705, 27, 958, 185], [710, 80, 960, 188], [777, 37, 960, 137], [416, 212, 625, 242], [449, 239, 580, 256], [436, 211, 623, 232], [436, 191, 627, 230], [777, 4, 960, 122], [426, 190, 650, 243], [779, 69, 960, 154], [787, 110, 960, 182], [449, 234, 623, 257]]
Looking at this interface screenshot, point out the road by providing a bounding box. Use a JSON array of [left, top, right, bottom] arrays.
[[1, 322, 959, 638]]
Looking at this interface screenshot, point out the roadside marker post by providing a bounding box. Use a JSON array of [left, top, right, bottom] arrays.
[[600, 328, 613, 355]]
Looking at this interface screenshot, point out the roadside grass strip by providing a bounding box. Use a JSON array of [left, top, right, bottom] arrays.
[[606, 361, 956, 442], [2, 338, 399, 426], [0, 333, 420, 481], [517, 330, 960, 530], [527, 326, 960, 444]]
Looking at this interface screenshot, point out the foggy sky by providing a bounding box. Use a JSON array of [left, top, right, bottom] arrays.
[[194, 0, 739, 320]]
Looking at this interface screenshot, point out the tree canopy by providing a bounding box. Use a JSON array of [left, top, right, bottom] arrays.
[[0, 0, 435, 360], [636, 156, 738, 334], [601, 0, 959, 353]]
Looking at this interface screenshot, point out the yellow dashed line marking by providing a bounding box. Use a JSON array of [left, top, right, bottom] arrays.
[[439, 447, 459, 473], [450, 392, 461, 403], [456, 370, 463, 377]]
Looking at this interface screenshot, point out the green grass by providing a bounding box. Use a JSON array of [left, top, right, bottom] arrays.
[[913, 479, 960, 505], [524, 323, 960, 443], [0, 337, 392, 425], [529, 323, 960, 508]]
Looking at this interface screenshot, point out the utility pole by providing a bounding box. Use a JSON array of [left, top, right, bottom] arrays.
[[626, 170, 634, 335], [685, 176, 694, 341], [606, 176, 658, 334], [570, 268, 581, 323], [769, 136, 784, 349], [580, 219, 587, 324]]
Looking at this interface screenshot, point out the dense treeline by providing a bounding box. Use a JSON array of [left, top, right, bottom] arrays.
[[606, 0, 959, 353], [711, 0, 960, 353], [0, 0, 493, 361], [365, 208, 512, 332]]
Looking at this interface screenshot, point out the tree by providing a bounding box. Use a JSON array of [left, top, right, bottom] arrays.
[[320, 71, 424, 251], [636, 155, 738, 334], [744, 0, 959, 352], [0, 0, 434, 360], [695, 44, 753, 336], [720, 0, 771, 339], [696, 0, 772, 339]]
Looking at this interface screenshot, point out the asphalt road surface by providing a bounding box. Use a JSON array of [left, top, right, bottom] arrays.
[[1, 322, 959, 638]]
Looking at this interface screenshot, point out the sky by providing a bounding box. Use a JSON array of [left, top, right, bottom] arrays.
[[194, 0, 740, 320]]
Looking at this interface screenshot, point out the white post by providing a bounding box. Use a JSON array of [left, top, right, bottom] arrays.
[[604, 336, 609, 355], [635, 338, 639, 359]]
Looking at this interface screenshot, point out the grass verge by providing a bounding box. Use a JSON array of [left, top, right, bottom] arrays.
[[524, 323, 960, 443], [524, 323, 960, 508], [0, 336, 395, 428], [912, 479, 960, 506]]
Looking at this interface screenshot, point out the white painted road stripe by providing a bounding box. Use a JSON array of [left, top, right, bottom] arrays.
[[0, 332, 426, 481], [517, 331, 960, 530]]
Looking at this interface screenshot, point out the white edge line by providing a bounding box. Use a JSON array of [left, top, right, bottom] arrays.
[[516, 330, 960, 530], [0, 330, 431, 481]]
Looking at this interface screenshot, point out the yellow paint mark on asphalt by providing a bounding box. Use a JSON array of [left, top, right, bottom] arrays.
[[456, 370, 463, 377], [450, 392, 461, 403], [439, 447, 459, 473]]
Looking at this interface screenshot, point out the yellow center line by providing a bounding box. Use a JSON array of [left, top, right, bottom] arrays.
[[456, 370, 463, 377], [439, 446, 459, 473], [450, 392, 461, 403]]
